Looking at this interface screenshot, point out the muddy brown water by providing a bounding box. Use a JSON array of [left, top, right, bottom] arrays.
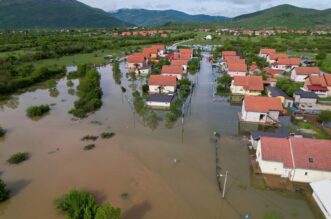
[[0, 55, 319, 219]]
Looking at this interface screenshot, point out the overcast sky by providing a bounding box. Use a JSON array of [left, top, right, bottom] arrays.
[[78, 0, 331, 17]]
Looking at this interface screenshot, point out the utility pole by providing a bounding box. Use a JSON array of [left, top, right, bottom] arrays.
[[222, 170, 228, 198]]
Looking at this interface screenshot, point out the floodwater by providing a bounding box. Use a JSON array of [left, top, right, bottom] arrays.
[[0, 54, 319, 219]]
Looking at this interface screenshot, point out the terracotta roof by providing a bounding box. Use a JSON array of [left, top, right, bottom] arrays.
[[260, 137, 293, 168], [291, 137, 331, 171], [151, 45, 165, 50], [295, 67, 320, 75], [179, 53, 193, 60], [306, 75, 331, 87], [233, 76, 264, 91], [222, 51, 236, 56], [179, 48, 193, 55], [307, 85, 328, 91], [148, 75, 177, 86], [161, 65, 183, 74], [226, 58, 246, 65], [268, 53, 288, 60], [227, 63, 247, 72], [259, 48, 276, 55], [261, 137, 331, 171], [224, 55, 241, 62], [171, 59, 188, 66], [143, 47, 158, 57], [276, 58, 300, 66], [127, 54, 145, 63], [244, 96, 283, 112]]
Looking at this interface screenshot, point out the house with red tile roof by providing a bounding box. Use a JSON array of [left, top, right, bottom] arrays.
[[178, 53, 193, 61], [303, 74, 331, 97], [240, 96, 284, 124], [256, 136, 331, 183], [267, 53, 289, 64], [151, 45, 166, 56], [221, 51, 236, 58], [230, 76, 264, 96], [127, 53, 146, 71], [227, 63, 247, 77], [148, 75, 177, 94], [171, 59, 188, 73], [259, 48, 276, 59], [161, 65, 184, 80], [272, 57, 301, 72], [290, 67, 321, 82]]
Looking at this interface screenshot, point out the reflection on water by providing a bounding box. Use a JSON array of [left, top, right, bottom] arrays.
[[0, 55, 320, 219]]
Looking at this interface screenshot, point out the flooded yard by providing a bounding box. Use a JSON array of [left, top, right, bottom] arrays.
[[0, 54, 320, 218]]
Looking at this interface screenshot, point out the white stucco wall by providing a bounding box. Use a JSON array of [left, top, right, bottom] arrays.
[[290, 169, 331, 183], [149, 85, 176, 94], [228, 71, 246, 77], [146, 101, 171, 108]]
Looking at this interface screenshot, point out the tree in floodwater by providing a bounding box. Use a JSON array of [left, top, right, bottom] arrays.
[[55, 190, 121, 219]]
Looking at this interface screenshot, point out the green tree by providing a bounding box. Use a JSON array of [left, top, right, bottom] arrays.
[[217, 75, 232, 89], [0, 179, 10, 202]]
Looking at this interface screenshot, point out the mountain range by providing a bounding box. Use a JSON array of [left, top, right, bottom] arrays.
[[225, 4, 331, 29], [0, 1, 330, 29], [0, 0, 129, 28], [111, 9, 228, 27]]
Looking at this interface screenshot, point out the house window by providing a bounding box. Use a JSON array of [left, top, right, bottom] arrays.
[[309, 157, 314, 163], [305, 172, 308, 176]]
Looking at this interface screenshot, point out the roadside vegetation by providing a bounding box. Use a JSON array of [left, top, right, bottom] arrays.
[[69, 66, 103, 118], [216, 74, 232, 96], [165, 79, 192, 127], [112, 61, 122, 85], [295, 120, 330, 139], [55, 190, 121, 219], [26, 104, 50, 118], [7, 152, 29, 164], [188, 59, 200, 74]]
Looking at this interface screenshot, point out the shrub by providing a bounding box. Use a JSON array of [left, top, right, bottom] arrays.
[[55, 190, 121, 219], [0, 179, 10, 202], [67, 80, 74, 87], [101, 132, 115, 139], [95, 204, 121, 219], [81, 135, 99, 141], [26, 104, 50, 118], [55, 190, 98, 219], [7, 152, 29, 164], [84, 144, 95, 150], [0, 126, 6, 137]]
